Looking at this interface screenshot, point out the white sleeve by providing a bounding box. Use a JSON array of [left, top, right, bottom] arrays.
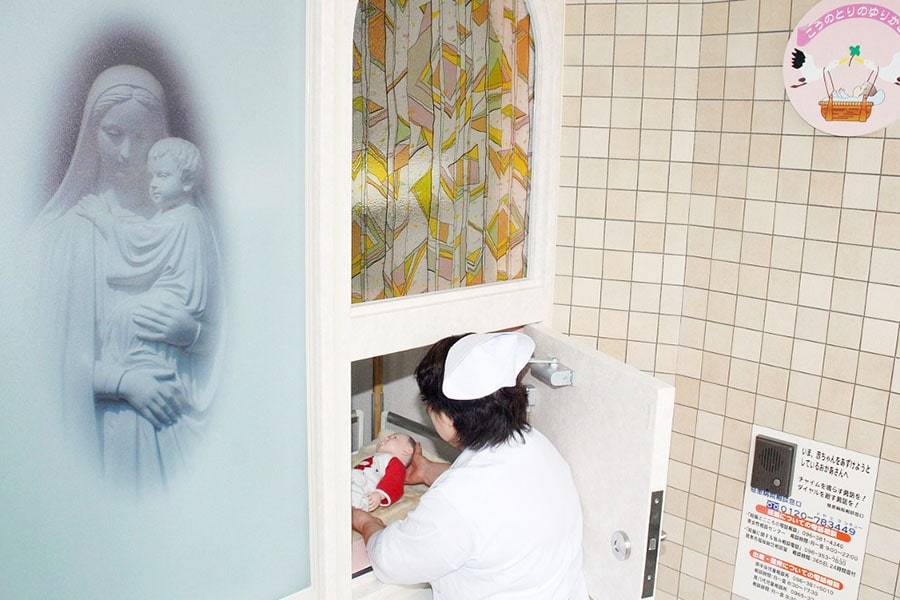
[[366, 488, 473, 585]]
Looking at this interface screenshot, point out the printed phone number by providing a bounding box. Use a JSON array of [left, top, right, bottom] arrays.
[[766, 501, 858, 536]]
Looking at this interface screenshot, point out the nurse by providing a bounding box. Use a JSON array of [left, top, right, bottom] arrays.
[[352, 331, 588, 599]]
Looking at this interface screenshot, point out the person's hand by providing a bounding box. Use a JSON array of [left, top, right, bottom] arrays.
[[133, 300, 200, 348], [366, 492, 382, 511], [116, 368, 184, 429], [403, 442, 447, 486], [404, 442, 428, 484], [74, 194, 107, 218], [74, 195, 113, 233], [352, 507, 386, 543]]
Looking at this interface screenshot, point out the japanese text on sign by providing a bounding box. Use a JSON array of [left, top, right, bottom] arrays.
[[732, 427, 877, 600]]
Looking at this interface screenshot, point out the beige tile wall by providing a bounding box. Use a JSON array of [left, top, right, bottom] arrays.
[[555, 0, 900, 598]]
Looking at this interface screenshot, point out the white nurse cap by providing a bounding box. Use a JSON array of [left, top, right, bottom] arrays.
[[442, 332, 536, 400]]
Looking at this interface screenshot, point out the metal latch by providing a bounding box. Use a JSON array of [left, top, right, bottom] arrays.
[[641, 491, 664, 598]]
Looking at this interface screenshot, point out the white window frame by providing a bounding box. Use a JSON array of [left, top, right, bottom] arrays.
[[304, 1, 564, 596]]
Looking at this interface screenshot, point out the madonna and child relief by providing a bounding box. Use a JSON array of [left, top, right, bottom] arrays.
[[24, 63, 224, 495]]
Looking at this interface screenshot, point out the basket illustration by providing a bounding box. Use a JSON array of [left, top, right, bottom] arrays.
[[819, 68, 876, 123], [819, 96, 873, 122]]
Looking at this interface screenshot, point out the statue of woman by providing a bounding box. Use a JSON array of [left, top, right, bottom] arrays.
[[30, 65, 222, 493]]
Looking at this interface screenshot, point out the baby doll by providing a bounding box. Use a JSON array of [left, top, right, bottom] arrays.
[[352, 432, 416, 511]]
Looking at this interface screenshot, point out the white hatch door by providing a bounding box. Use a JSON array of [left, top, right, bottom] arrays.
[[522, 324, 675, 600]]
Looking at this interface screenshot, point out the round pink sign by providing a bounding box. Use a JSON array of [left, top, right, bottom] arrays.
[[784, 1, 900, 136]]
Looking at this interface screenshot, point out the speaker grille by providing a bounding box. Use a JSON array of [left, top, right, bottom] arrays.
[[750, 435, 795, 497]]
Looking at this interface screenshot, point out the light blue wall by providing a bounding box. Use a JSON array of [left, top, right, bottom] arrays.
[[0, 1, 310, 598]]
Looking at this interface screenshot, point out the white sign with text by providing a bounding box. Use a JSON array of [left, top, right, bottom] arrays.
[[733, 426, 878, 600]]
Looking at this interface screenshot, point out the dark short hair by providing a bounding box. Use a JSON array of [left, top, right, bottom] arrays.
[[415, 334, 530, 450]]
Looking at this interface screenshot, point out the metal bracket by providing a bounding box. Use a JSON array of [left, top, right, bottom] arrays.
[[641, 490, 664, 598]]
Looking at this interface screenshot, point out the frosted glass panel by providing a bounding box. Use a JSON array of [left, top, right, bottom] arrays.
[[0, 2, 310, 598]]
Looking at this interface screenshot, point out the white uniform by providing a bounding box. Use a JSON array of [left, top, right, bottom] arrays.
[[367, 428, 587, 599]]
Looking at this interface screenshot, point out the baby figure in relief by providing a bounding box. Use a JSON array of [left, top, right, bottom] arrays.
[[352, 432, 416, 511]]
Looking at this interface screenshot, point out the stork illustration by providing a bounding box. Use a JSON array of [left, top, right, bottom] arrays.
[[789, 48, 840, 88], [861, 52, 900, 86]]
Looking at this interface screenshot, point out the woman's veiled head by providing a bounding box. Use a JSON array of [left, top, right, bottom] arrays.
[[37, 65, 170, 225], [92, 86, 166, 188]]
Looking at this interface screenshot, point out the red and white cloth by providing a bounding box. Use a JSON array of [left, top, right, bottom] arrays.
[[351, 452, 407, 510]]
